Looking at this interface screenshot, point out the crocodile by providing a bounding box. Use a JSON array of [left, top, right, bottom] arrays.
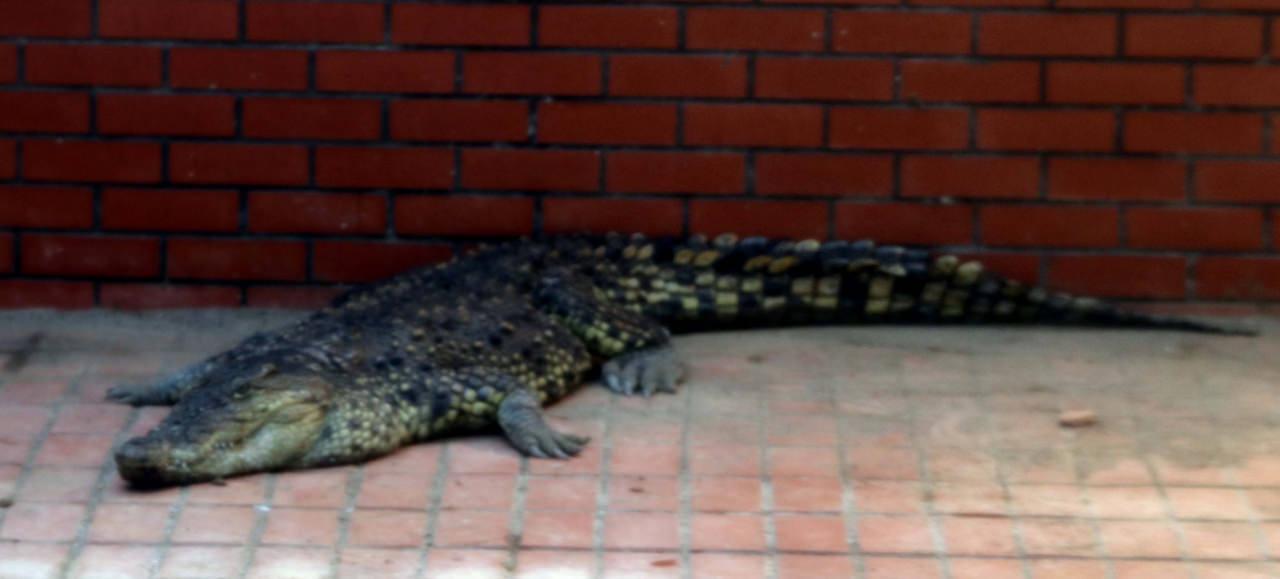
[[109, 234, 1252, 487]]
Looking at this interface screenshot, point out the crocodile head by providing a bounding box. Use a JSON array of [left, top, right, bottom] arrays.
[[114, 363, 332, 487]]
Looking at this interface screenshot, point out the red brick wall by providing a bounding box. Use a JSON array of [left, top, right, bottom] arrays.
[[1, 0, 1279, 309]]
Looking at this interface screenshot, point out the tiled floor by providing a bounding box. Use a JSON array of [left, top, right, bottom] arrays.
[[0, 310, 1277, 578]]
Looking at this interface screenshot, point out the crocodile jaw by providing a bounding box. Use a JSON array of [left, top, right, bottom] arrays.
[[114, 374, 331, 487]]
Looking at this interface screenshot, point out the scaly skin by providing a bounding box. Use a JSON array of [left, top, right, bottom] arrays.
[[109, 234, 1251, 487]]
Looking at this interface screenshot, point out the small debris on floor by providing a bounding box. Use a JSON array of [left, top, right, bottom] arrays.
[[1059, 409, 1099, 428]]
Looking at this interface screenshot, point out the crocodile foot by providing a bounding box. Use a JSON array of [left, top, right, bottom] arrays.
[[602, 345, 684, 397]]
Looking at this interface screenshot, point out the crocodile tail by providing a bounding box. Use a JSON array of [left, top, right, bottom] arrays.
[[601, 233, 1255, 336]]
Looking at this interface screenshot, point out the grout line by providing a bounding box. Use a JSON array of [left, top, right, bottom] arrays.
[[969, 355, 1035, 579], [899, 358, 954, 579], [678, 364, 695, 579], [60, 382, 149, 578], [0, 360, 87, 554], [325, 465, 366, 579], [834, 367, 867, 578], [233, 473, 278, 578], [412, 442, 453, 579], [590, 389, 618, 579], [147, 487, 193, 579], [505, 454, 531, 575]]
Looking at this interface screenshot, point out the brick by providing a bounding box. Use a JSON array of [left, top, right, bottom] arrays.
[[543, 198, 684, 237], [244, 98, 381, 141], [391, 100, 528, 142], [100, 0, 237, 40], [540, 6, 676, 49], [315, 147, 453, 190], [22, 235, 160, 278], [396, 195, 534, 237], [981, 206, 1119, 248], [902, 61, 1039, 103], [1197, 258, 1280, 301], [0, 45, 16, 83], [247, 287, 344, 309], [0, 141, 12, 179], [757, 154, 893, 197], [103, 189, 239, 233], [836, 204, 973, 246], [98, 94, 235, 137], [610, 55, 747, 98], [392, 4, 529, 46], [1127, 207, 1263, 251], [977, 109, 1115, 152], [1048, 159, 1186, 202], [0, 92, 89, 133], [1126, 16, 1262, 59], [462, 150, 599, 192], [685, 104, 822, 148], [833, 12, 970, 55], [316, 51, 454, 94], [691, 200, 829, 240], [1125, 112, 1262, 155], [539, 103, 676, 146], [169, 239, 307, 282], [755, 58, 893, 101], [25, 141, 161, 184], [0, 186, 93, 229], [247, 1, 383, 43], [313, 241, 452, 283], [902, 156, 1039, 199], [979, 14, 1116, 57], [171, 143, 309, 186], [0, 0, 91, 38], [101, 285, 241, 309], [249, 192, 387, 235], [1196, 161, 1280, 203], [1047, 63, 1184, 105], [171, 48, 309, 90], [830, 108, 969, 151], [1048, 255, 1186, 299], [606, 152, 745, 195], [26, 45, 161, 87], [0, 281, 94, 309], [1196, 66, 1280, 107], [464, 53, 601, 96], [687, 8, 824, 52]]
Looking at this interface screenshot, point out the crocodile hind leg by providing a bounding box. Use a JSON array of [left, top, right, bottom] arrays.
[[602, 346, 683, 397], [535, 271, 684, 397], [106, 361, 211, 406], [497, 388, 590, 458]]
